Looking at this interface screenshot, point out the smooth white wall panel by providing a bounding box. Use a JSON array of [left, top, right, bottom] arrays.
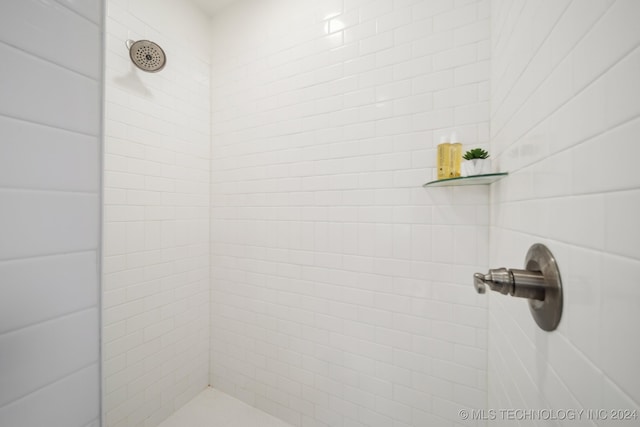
[[0, 365, 100, 427], [489, 0, 640, 423], [56, 0, 103, 24], [0, 252, 98, 334], [0, 0, 102, 78], [0, 0, 103, 426], [0, 43, 100, 135], [0, 117, 100, 192], [0, 191, 99, 260], [0, 309, 99, 406]]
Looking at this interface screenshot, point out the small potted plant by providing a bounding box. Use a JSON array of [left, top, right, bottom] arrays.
[[461, 148, 490, 176]]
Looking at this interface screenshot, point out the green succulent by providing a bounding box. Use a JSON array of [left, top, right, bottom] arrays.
[[463, 148, 490, 160]]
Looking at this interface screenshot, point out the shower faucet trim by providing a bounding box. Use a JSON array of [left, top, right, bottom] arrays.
[[474, 244, 563, 331]]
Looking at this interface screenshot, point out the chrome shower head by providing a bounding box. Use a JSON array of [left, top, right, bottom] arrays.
[[126, 39, 166, 73]]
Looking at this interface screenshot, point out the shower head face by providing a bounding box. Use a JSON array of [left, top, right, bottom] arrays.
[[127, 40, 166, 72]]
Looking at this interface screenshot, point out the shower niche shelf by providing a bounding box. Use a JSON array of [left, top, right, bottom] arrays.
[[423, 172, 508, 188]]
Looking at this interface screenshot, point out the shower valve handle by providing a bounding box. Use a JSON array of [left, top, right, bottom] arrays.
[[473, 268, 545, 301], [472, 244, 564, 332]]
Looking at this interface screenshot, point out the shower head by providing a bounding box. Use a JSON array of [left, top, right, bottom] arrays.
[[126, 39, 166, 73]]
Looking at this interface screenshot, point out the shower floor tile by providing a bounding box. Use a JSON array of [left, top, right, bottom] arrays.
[[157, 388, 295, 427]]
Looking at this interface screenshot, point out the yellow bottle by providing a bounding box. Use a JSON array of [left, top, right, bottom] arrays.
[[437, 136, 451, 180], [450, 132, 462, 178]]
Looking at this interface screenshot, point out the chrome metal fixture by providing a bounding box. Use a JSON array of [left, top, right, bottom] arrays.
[[474, 243, 563, 331], [126, 39, 166, 72]]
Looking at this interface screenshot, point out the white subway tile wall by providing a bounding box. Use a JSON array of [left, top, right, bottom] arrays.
[[0, 0, 102, 426], [103, 0, 211, 426], [209, 0, 490, 426], [490, 0, 640, 424]]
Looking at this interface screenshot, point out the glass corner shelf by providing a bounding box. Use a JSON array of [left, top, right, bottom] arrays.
[[423, 172, 508, 188]]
